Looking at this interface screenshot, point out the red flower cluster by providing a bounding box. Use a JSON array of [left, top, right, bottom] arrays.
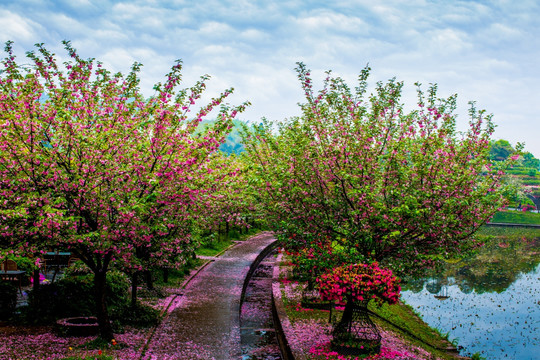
[[317, 262, 400, 305]]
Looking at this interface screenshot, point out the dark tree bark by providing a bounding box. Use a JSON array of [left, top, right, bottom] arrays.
[[32, 269, 40, 292], [94, 268, 114, 341], [163, 267, 169, 283], [334, 296, 355, 335], [145, 270, 154, 290], [131, 271, 138, 307]]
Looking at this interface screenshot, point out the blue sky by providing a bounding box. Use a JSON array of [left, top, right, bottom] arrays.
[[1, 0, 539, 157]]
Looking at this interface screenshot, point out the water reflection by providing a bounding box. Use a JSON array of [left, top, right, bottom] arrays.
[[401, 235, 540, 359]]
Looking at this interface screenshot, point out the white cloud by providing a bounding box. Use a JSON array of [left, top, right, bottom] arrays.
[[296, 10, 368, 35], [239, 28, 268, 42], [425, 28, 473, 55], [485, 23, 522, 40], [0, 0, 538, 157], [0, 9, 42, 42], [199, 21, 235, 36], [47, 12, 88, 35]]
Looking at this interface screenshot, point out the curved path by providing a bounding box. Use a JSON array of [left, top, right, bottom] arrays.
[[142, 231, 277, 360], [486, 222, 540, 228]]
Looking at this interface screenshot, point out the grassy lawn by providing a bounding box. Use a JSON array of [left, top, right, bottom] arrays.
[[476, 225, 540, 240], [151, 257, 205, 289], [195, 228, 261, 257], [490, 210, 540, 225], [279, 268, 463, 360], [368, 302, 459, 360], [195, 237, 235, 257]]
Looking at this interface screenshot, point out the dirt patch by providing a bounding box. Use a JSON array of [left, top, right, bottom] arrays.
[[0, 324, 51, 336]]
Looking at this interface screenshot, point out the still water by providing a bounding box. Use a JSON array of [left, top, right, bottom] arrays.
[[401, 234, 540, 359]]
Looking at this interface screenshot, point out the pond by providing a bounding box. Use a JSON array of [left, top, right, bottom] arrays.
[[401, 229, 540, 359]]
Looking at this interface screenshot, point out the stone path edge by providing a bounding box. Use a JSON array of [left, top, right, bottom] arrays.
[[271, 252, 303, 360], [138, 239, 241, 359], [138, 232, 280, 360], [239, 238, 280, 309], [486, 222, 540, 228]]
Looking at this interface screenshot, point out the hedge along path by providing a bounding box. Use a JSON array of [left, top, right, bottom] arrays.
[[140, 231, 277, 360]]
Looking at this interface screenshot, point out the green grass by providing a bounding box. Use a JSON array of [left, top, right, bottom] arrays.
[[368, 302, 460, 359], [490, 210, 540, 225], [195, 237, 235, 257], [521, 179, 540, 185], [505, 168, 539, 176], [279, 275, 462, 359], [152, 258, 204, 289], [476, 225, 540, 240], [195, 228, 261, 257]]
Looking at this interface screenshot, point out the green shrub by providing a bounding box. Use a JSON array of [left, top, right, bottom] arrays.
[[104, 271, 129, 310], [521, 178, 540, 185], [63, 260, 93, 277], [0, 254, 36, 286], [26, 278, 93, 324], [110, 302, 160, 328], [0, 282, 18, 320], [25, 270, 129, 324]]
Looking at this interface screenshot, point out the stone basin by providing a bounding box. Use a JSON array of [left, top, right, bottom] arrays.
[[56, 316, 99, 337]]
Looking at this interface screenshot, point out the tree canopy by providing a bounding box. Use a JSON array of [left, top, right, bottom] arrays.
[[0, 41, 248, 339], [243, 63, 517, 276]]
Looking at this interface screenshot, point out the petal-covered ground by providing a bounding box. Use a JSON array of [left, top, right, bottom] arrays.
[[274, 262, 440, 360], [0, 326, 147, 359], [0, 233, 277, 360]]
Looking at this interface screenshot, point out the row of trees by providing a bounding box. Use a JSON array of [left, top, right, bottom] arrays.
[[242, 63, 517, 276], [1, 42, 518, 347], [490, 139, 539, 169], [241, 63, 518, 353], [0, 41, 252, 340]]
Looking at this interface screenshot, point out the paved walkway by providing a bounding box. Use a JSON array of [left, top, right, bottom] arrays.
[[142, 231, 277, 360]]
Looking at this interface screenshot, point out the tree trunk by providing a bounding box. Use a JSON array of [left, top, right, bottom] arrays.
[[145, 270, 154, 290], [335, 297, 355, 335], [331, 297, 381, 355], [33, 269, 40, 292], [94, 269, 114, 341], [131, 271, 138, 307], [163, 267, 169, 283], [32, 269, 40, 314]]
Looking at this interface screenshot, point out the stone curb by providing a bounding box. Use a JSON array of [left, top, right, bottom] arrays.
[[486, 222, 540, 228], [139, 233, 259, 359], [271, 252, 306, 360], [233, 232, 279, 358], [239, 235, 280, 308]]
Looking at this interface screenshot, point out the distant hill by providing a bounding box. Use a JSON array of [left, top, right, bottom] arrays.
[[198, 119, 257, 155], [219, 119, 247, 155], [490, 139, 539, 170]]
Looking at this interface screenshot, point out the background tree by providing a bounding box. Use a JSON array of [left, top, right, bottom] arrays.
[[522, 152, 540, 170], [243, 63, 518, 277], [489, 139, 515, 161], [0, 41, 248, 340], [188, 152, 257, 244]]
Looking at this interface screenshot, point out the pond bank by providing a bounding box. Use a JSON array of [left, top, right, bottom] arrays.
[[272, 253, 468, 360], [401, 226, 540, 360]]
